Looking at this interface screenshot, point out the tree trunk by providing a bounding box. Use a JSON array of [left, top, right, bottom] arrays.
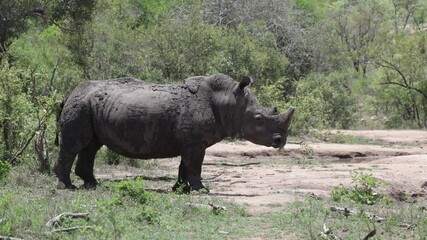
[[35, 123, 50, 174]]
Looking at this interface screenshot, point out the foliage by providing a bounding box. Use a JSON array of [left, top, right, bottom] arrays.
[[0, 0, 426, 170], [286, 70, 357, 132], [0, 0, 42, 55], [0, 167, 270, 239], [268, 197, 427, 239], [331, 171, 391, 205], [111, 177, 153, 205], [0, 159, 11, 179]]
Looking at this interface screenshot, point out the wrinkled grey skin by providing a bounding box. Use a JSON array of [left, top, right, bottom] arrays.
[[54, 74, 295, 191]]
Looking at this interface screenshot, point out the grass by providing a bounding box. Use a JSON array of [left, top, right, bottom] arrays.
[[0, 166, 268, 239], [1, 166, 426, 239], [266, 198, 427, 239], [311, 130, 385, 145]]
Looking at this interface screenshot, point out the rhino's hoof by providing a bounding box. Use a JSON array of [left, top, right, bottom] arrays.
[[57, 181, 77, 190], [82, 181, 98, 190]]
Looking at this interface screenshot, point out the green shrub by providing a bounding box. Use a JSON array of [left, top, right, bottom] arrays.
[[0, 160, 11, 179], [331, 171, 391, 205], [107, 178, 160, 223], [111, 178, 153, 205]]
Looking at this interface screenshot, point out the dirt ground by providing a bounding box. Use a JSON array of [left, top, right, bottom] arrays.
[[96, 130, 427, 212]]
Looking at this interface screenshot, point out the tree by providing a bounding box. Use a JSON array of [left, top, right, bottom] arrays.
[[376, 33, 427, 126], [330, 0, 388, 76], [0, 0, 44, 57]]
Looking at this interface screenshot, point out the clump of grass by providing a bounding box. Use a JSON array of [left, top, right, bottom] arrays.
[[312, 131, 382, 145], [0, 159, 11, 179], [331, 171, 391, 205]]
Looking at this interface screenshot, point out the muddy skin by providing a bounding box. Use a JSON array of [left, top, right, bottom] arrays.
[[54, 74, 295, 192]]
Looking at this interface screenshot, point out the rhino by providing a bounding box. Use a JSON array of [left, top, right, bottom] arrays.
[[54, 74, 295, 191]]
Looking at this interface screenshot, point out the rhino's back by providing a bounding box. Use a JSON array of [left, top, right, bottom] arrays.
[[98, 78, 189, 157]]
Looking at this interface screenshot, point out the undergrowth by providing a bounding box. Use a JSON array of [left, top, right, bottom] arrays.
[[0, 165, 426, 239], [331, 171, 391, 205]]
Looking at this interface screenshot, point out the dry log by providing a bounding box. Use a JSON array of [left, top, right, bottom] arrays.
[[330, 206, 386, 222], [46, 212, 89, 227], [362, 229, 376, 240], [48, 226, 93, 233], [0, 236, 24, 240]]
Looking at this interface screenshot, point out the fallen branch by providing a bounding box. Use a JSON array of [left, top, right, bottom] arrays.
[[203, 173, 223, 181], [48, 226, 93, 233], [362, 229, 376, 240], [330, 206, 386, 222], [209, 202, 227, 214], [203, 162, 260, 167], [320, 224, 342, 240], [399, 223, 417, 230], [230, 181, 247, 185], [46, 212, 89, 227], [0, 236, 23, 240], [366, 213, 386, 223], [330, 206, 357, 216], [185, 202, 227, 214]]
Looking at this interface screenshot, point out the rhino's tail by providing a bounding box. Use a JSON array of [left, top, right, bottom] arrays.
[[54, 99, 66, 146]]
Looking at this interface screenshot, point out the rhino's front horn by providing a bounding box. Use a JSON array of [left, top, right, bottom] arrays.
[[281, 107, 295, 130]]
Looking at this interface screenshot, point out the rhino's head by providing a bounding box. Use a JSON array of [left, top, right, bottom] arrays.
[[238, 76, 295, 148]]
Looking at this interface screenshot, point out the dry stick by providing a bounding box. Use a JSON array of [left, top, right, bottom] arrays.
[[48, 226, 93, 233], [203, 162, 260, 167], [362, 229, 376, 240], [230, 181, 247, 185], [0, 236, 23, 240], [330, 206, 357, 216], [330, 206, 386, 223], [320, 224, 342, 240], [203, 173, 223, 181], [399, 223, 417, 230], [46, 212, 89, 227], [8, 110, 53, 164]]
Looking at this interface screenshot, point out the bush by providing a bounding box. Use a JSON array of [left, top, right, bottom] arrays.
[[0, 160, 11, 180], [258, 70, 357, 133], [107, 178, 159, 223], [331, 171, 391, 205], [112, 178, 153, 205]]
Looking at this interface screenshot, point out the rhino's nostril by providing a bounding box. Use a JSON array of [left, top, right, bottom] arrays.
[[273, 134, 282, 144]]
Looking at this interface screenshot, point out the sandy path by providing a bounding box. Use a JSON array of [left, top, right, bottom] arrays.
[[96, 130, 427, 212]]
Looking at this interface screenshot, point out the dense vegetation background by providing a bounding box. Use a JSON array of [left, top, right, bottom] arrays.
[[0, 0, 426, 170]]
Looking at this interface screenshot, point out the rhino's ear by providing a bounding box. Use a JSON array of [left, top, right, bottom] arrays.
[[239, 76, 253, 90]]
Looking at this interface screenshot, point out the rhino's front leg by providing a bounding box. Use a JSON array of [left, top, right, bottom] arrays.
[[172, 161, 189, 192], [173, 145, 208, 192]]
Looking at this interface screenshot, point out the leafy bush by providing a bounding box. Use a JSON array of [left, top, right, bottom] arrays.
[[0, 160, 11, 179], [105, 178, 159, 224], [112, 178, 153, 205], [331, 171, 391, 205], [259, 70, 357, 133]]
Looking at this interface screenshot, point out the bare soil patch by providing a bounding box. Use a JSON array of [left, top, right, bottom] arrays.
[[96, 130, 427, 213]]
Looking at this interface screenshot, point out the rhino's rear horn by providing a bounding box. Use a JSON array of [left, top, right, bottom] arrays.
[[239, 76, 253, 90]]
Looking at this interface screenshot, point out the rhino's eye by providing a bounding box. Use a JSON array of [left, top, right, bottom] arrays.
[[273, 107, 278, 114]]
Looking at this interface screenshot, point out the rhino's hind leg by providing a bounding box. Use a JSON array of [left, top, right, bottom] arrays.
[[54, 149, 78, 189], [75, 138, 102, 189], [173, 145, 208, 193]]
